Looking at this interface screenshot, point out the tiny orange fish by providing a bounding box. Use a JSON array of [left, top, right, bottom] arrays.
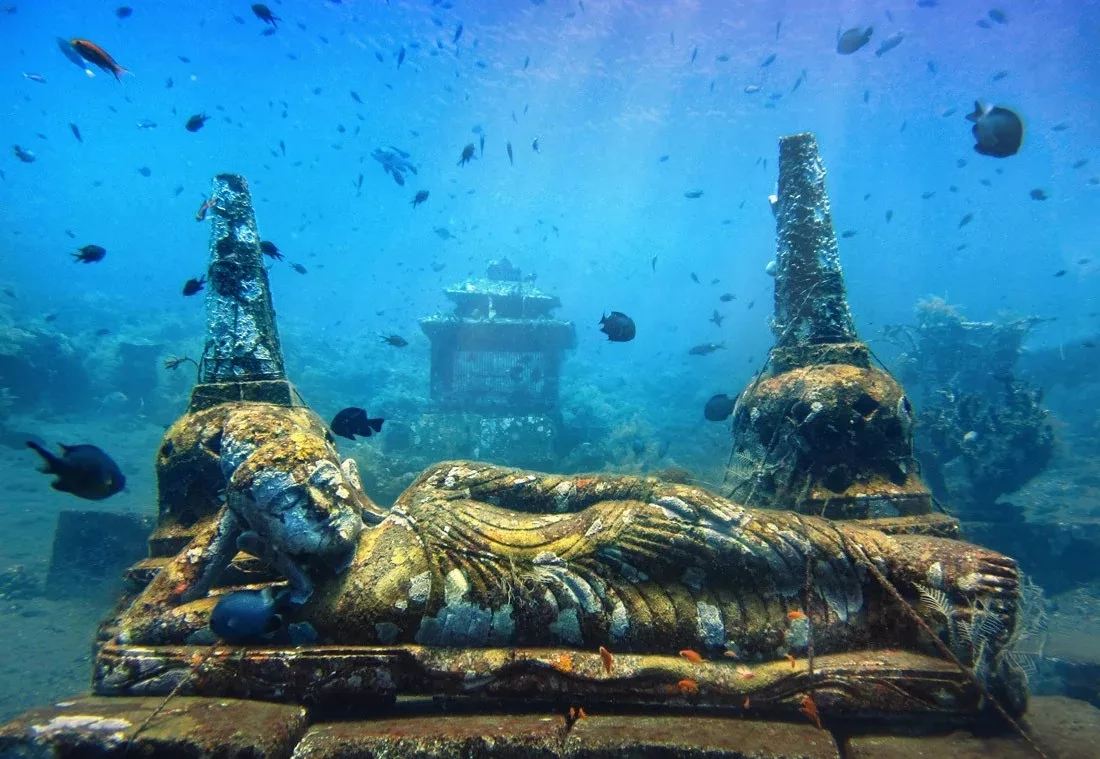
[[787, 609, 807, 620], [722, 650, 740, 658], [679, 649, 703, 664], [576, 707, 588, 720], [735, 666, 755, 680], [786, 653, 797, 668], [569, 706, 587, 720], [598, 645, 614, 675], [743, 696, 751, 709], [70, 39, 129, 80], [677, 678, 699, 694], [800, 694, 823, 730], [195, 197, 214, 221]]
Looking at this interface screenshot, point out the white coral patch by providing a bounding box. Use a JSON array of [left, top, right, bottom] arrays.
[[695, 601, 725, 649], [408, 571, 431, 606]]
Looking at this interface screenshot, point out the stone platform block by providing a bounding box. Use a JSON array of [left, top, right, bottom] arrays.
[[290, 713, 567, 758], [0, 695, 308, 758], [563, 714, 839, 758], [845, 695, 1100, 759]]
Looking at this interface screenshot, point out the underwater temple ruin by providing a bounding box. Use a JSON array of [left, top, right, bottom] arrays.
[[1, 149, 1089, 759]]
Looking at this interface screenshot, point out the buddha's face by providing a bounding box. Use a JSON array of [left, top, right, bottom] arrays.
[[232, 458, 363, 575]]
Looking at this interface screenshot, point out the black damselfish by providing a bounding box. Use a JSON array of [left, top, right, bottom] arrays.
[[599, 311, 636, 342], [27, 441, 125, 500], [330, 407, 384, 441]]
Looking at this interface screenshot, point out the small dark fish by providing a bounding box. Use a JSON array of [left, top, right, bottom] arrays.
[[988, 8, 1007, 24], [116, 6, 133, 19], [715, 53, 730, 63], [211, 587, 286, 644], [710, 310, 724, 327], [690, 272, 700, 284], [874, 32, 903, 57], [185, 113, 209, 132], [1051, 122, 1069, 132], [69, 123, 82, 142], [73, 244, 106, 263], [658, 154, 669, 162], [703, 394, 736, 422], [251, 3, 279, 27], [278, 139, 285, 156], [689, 342, 725, 356], [836, 26, 873, 55], [841, 229, 857, 238], [531, 137, 540, 153], [958, 213, 974, 228], [330, 407, 385, 441], [599, 311, 636, 342], [290, 262, 307, 275], [137, 166, 151, 177], [479, 134, 485, 157], [350, 91, 362, 104], [523, 55, 530, 70], [137, 119, 157, 129], [26, 441, 125, 500], [1030, 189, 1049, 201], [651, 255, 657, 271], [1053, 269, 1066, 278], [506, 141, 514, 166], [976, 19, 992, 29], [381, 334, 409, 347], [690, 45, 698, 65], [70, 39, 128, 80], [256, 241, 283, 261], [760, 53, 776, 67], [885, 209, 893, 223], [967, 101, 1024, 158], [95, 328, 111, 337], [991, 69, 1009, 81], [684, 190, 704, 199], [22, 72, 46, 83], [1072, 159, 1088, 169], [719, 293, 736, 302], [921, 191, 936, 199], [397, 46, 406, 67], [411, 189, 430, 208], [453, 23, 463, 44], [182, 276, 206, 296], [457, 143, 476, 166], [13, 145, 35, 163]]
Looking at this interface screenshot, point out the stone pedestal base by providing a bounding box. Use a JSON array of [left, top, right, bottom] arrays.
[[3, 695, 1096, 758]]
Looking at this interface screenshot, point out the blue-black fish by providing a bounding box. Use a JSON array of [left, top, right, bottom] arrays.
[[836, 26, 873, 54], [966, 101, 1023, 158], [330, 407, 384, 440], [26, 441, 125, 500], [599, 311, 636, 342], [251, 3, 279, 27], [210, 587, 287, 644], [704, 394, 736, 422], [73, 244, 106, 262], [69, 123, 82, 142], [185, 113, 208, 132], [182, 276, 206, 296]]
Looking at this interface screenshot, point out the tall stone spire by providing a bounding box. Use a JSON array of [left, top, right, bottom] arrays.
[[771, 133, 860, 371], [189, 174, 300, 410]]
